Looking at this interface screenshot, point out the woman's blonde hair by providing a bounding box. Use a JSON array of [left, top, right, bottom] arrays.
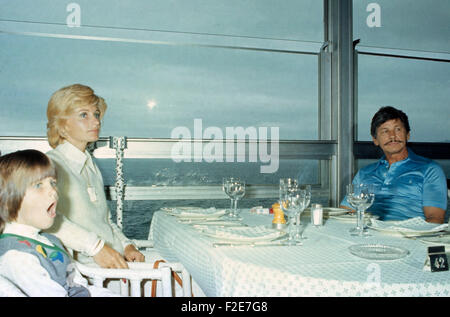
[[47, 84, 107, 149], [0, 150, 56, 233]]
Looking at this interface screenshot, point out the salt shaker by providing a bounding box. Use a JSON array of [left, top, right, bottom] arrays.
[[310, 203, 323, 227]]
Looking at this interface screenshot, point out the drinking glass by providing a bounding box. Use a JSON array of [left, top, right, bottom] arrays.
[[279, 187, 303, 246], [223, 177, 245, 219], [279, 178, 298, 201], [295, 185, 311, 241], [230, 179, 246, 218], [222, 177, 235, 219], [346, 183, 375, 236]]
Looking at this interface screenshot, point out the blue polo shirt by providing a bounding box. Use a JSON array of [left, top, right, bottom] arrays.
[[341, 149, 447, 221]]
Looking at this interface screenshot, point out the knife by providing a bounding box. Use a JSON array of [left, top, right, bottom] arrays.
[[213, 241, 301, 248]]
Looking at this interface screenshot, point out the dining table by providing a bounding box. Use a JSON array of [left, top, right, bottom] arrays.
[[148, 207, 450, 297]]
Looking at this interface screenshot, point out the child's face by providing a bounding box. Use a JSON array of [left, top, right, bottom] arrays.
[[16, 177, 58, 230]]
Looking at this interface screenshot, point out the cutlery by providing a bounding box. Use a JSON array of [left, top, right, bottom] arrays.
[[213, 240, 300, 248], [212, 235, 293, 247]]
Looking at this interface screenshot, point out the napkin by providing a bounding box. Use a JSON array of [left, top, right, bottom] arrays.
[[171, 207, 220, 216], [203, 225, 283, 242], [370, 217, 448, 234], [162, 207, 222, 216]]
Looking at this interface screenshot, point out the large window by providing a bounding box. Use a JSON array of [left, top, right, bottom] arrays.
[[353, 0, 450, 216], [356, 55, 450, 143], [0, 34, 319, 140], [353, 0, 450, 53]]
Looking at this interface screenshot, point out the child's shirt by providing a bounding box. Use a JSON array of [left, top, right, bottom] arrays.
[[0, 222, 90, 296]]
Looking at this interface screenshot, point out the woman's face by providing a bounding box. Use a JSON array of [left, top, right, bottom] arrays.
[[63, 104, 101, 152]]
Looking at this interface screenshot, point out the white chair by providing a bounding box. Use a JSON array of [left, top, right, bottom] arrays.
[[75, 261, 173, 297], [72, 240, 192, 297], [132, 239, 193, 297]]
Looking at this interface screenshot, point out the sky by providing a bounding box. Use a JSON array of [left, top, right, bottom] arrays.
[[0, 0, 449, 142]]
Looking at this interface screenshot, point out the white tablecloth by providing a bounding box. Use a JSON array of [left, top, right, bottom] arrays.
[[149, 209, 450, 297]]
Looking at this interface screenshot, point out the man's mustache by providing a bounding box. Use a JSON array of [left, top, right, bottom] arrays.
[[384, 140, 404, 146]]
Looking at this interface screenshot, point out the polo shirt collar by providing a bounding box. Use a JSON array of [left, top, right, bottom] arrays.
[[378, 147, 416, 168], [56, 141, 95, 175]]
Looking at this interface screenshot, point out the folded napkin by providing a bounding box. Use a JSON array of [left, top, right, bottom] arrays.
[[370, 217, 448, 233], [171, 207, 220, 216], [162, 207, 226, 218], [202, 225, 283, 242]]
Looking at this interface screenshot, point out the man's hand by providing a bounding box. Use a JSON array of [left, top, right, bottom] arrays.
[[93, 244, 129, 269], [124, 244, 145, 262]]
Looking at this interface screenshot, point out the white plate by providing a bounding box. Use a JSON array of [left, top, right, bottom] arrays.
[[201, 225, 286, 243], [329, 212, 379, 222], [303, 207, 349, 216], [349, 244, 410, 260]]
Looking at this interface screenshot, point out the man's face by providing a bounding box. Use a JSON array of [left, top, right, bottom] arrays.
[[372, 118, 410, 156]]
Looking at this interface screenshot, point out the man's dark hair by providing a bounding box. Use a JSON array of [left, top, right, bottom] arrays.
[[370, 106, 411, 137]]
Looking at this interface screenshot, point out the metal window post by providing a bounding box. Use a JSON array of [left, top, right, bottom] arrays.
[[324, 0, 355, 205]]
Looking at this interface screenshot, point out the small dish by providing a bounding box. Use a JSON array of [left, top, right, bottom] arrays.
[[348, 244, 409, 260]]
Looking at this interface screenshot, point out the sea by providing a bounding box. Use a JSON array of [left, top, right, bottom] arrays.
[[96, 158, 324, 240]]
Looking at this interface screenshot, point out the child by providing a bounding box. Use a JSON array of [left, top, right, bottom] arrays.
[[0, 149, 117, 297]]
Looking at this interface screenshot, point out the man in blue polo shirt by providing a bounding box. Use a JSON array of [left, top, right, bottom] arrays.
[[341, 106, 447, 223]]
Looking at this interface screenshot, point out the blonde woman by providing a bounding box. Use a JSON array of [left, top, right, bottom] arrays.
[[45, 84, 145, 268]]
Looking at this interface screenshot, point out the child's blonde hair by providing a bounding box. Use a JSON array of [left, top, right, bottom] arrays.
[[47, 84, 107, 149], [0, 150, 56, 232]]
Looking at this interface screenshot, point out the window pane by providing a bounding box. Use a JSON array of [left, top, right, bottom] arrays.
[[354, 0, 450, 53], [97, 158, 322, 186], [0, 0, 323, 42], [0, 34, 318, 140], [356, 54, 450, 142]]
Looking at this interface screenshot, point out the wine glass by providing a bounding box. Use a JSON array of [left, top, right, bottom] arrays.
[[230, 179, 246, 218], [295, 185, 311, 241], [223, 177, 245, 219], [346, 183, 375, 236], [222, 177, 235, 219], [279, 178, 298, 201], [279, 187, 303, 246]]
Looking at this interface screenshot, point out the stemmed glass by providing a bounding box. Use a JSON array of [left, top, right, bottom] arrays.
[[222, 177, 245, 220], [295, 185, 311, 241], [279, 178, 298, 200], [222, 177, 235, 219], [346, 184, 375, 236], [279, 186, 303, 246]]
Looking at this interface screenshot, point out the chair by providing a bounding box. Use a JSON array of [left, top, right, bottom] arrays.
[[75, 261, 173, 297], [132, 239, 192, 297], [72, 240, 192, 297]]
